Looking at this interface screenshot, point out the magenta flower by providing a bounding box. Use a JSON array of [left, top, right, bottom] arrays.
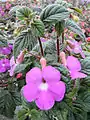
[[66, 56, 87, 79], [22, 66, 66, 110], [0, 58, 10, 73], [67, 40, 85, 58], [0, 45, 13, 55]]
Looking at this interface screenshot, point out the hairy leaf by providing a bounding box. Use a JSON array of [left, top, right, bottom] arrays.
[[40, 4, 70, 23], [14, 30, 37, 59], [65, 19, 85, 40]]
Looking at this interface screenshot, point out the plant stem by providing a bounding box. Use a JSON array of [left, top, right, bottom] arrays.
[[28, 52, 41, 59], [38, 37, 44, 57], [62, 32, 64, 43], [57, 35, 60, 62]]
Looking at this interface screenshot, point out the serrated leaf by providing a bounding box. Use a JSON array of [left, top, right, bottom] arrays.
[[31, 19, 45, 37], [14, 63, 32, 74], [81, 57, 90, 75], [0, 36, 8, 47], [65, 19, 85, 40], [40, 4, 70, 23], [14, 30, 37, 59], [55, 21, 65, 36], [0, 90, 21, 118], [16, 7, 33, 21]]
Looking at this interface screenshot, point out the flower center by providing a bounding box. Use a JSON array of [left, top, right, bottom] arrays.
[[39, 83, 48, 91], [2, 64, 5, 67]]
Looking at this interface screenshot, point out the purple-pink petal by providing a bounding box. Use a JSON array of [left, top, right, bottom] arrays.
[[0, 58, 10, 73], [49, 81, 66, 101], [70, 71, 87, 79], [42, 66, 61, 83], [26, 67, 42, 84], [23, 83, 39, 102], [35, 91, 55, 110], [67, 56, 81, 71]]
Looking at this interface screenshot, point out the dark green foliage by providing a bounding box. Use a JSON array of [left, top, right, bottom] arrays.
[[14, 30, 37, 59], [81, 57, 90, 75], [0, 31, 8, 47], [16, 7, 33, 21], [40, 4, 70, 23], [31, 19, 45, 37], [55, 21, 65, 36], [0, 89, 21, 118]]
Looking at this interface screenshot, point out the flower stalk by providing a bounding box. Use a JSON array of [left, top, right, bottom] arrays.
[[57, 36, 60, 62], [38, 37, 44, 57]]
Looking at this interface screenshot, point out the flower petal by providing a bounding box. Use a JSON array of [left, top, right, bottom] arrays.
[[49, 81, 66, 101], [26, 67, 42, 84], [22, 83, 39, 102], [70, 71, 87, 79], [67, 56, 81, 71], [35, 91, 55, 110], [42, 66, 61, 82]]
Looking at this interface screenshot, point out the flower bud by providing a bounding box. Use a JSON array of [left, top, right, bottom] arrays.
[[16, 51, 24, 64], [72, 15, 79, 22], [40, 57, 47, 69], [86, 37, 90, 42], [66, 40, 75, 49], [60, 52, 67, 67]]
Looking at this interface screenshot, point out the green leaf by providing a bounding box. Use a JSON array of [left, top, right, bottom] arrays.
[[65, 19, 85, 40], [14, 30, 37, 59], [0, 90, 21, 118], [79, 91, 90, 112], [70, 7, 82, 14], [17, 108, 28, 120], [14, 63, 32, 74], [81, 57, 90, 75], [31, 19, 45, 37], [16, 7, 33, 21], [55, 21, 65, 36], [40, 4, 70, 23], [0, 31, 8, 47], [0, 36, 8, 47]]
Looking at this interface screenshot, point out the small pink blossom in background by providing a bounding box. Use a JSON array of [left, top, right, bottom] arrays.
[[0, 44, 13, 55], [6, 2, 11, 10], [86, 37, 90, 42], [67, 40, 85, 58], [0, 58, 10, 73], [66, 56, 87, 79], [22, 60, 66, 110]]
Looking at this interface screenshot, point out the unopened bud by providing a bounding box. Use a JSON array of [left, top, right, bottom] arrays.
[[40, 57, 47, 69], [66, 40, 75, 49], [16, 51, 24, 64], [60, 52, 67, 67]]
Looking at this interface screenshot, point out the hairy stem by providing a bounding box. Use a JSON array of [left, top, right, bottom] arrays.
[[57, 36, 60, 62], [28, 52, 41, 59], [62, 32, 64, 43], [38, 37, 44, 57]]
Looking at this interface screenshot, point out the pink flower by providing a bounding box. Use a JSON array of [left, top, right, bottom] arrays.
[[67, 40, 85, 58], [0, 58, 10, 73], [9, 51, 24, 76], [66, 56, 87, 79], [9, 56, 18, 76], [22, 66, 66, 110]]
